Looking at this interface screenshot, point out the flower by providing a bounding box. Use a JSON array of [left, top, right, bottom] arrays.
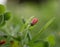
[[0, 40, 6, 45], [31, 18, 38, 26]]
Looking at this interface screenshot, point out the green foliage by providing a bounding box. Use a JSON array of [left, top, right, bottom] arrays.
[[0, 4, 6, 14], [0, 4, 56, 47], [0, 5, 11, 27], [29, 17, 55, 43], [29, 40, 49, 47], [4, 12, 11, 21], [46, 35, 55, 47]]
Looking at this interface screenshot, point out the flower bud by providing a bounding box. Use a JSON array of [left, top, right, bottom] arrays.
[[0, 40, 6, 45], [31, 18, 38, 26]]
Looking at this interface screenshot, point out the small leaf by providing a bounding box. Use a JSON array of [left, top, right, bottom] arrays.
[[4, 12, 11, 21], [0, 4, 6, 14], [0, 21, 5, 27], [29, 40, 49, 47], [21, 17, 26, 24], [10, 36, 21, 41], [27, 32, 32, 41], [46, 35, 55, 46], [0, 15, 5, 26]]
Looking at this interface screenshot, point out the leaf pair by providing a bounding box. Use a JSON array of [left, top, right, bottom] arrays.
[[0, 4, 11, 27]]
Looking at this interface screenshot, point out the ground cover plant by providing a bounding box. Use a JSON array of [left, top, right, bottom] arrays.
[[0, 4, 56, 47]]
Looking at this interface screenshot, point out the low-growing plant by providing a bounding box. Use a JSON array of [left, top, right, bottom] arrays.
[[0, 4, 55, 47]]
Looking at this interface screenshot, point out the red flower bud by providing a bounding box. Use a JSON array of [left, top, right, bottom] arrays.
[[31, 18, 38, 26], [0, 40, 6, 45]]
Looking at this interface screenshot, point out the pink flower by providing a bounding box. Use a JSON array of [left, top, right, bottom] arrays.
[[31, 18, 38, 26]]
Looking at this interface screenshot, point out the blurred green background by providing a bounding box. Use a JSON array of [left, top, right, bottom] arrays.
[[4, 0, 60, 47]]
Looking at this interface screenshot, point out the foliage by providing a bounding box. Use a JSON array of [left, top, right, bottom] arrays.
[[0, 4, 56, 47]]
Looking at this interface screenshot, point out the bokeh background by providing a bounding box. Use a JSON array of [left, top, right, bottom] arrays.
[[0, 0, 60, 47]]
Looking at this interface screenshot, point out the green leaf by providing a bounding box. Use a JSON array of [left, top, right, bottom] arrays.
[[0, 21, 5, 27], [46, 35, 55, 46], [27, 32, 32, 41], [0, 4, 6, 14], [12, 36, 21, 41], [4, 12, 11, 21], [29, 40, 49, 47], [0, 15, 5, 26]]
